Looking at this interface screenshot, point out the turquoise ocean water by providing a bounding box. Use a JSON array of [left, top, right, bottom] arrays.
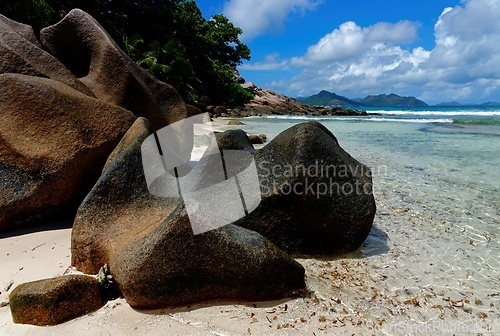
[[222, 106, 499, 332], [240, 106, 499, 242]]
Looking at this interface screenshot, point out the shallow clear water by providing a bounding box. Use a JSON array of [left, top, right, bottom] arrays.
[[218, 110, 500, 334]]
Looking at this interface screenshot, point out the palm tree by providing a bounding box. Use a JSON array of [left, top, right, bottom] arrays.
[[124, 35, 203, 102]]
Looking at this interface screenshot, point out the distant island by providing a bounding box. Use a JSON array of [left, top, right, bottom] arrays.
[[434, 101, 500, 107], [298, 91, 427, 107], [361, 93, 428, 107], [297, 90, 364, 107], [298, 90, 500, 108]]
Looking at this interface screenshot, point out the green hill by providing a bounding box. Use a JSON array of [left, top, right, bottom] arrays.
[[434, 101, 500, 107], [361, 94, 428, 107], [434, 101, 463, 107], [298, 90, 363, 107], [480, 101, 500, 107], [299, 91, 429, 107]]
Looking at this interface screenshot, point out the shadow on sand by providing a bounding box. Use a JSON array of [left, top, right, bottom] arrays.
[[311, 225, 390, 262], [134, 296, 299, 315], [0, 217, 74, 240], [358, 225, 390, 258]]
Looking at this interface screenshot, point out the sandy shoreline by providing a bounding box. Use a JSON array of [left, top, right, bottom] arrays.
[[0, 218, 377, 335], [2, 206, 496, 335], [1, 118, 498, 335], [0, 217, 361, 335]]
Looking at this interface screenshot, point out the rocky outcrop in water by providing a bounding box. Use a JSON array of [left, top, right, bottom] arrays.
[[329, 106, 368, 116], [193, 72, 367, 117]]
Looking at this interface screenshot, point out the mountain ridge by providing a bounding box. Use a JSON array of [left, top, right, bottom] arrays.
[[297, 90, 363, 107], [434, 101, 500, 107], [361, 93, 428, 107], [298, 91, 428, 107], [298, 90, 500, 108]]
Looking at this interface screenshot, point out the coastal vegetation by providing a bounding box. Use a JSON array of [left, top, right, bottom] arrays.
[[0, 0, 254, 106], [0, 0, 53, 32]]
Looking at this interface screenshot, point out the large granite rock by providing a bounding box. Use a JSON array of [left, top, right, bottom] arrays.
[[248, 134, 265, 145], [215, 128, 256, 150], [114, 213, 306, 309], [0, 14, 93, 96], [0, 74, 136, 232], [72, 118, 305, 309], [71, 118, 180, 273], [9, 275, 103, 326], [0, 14, 40, 46], [40, 9, 189, 130], [219, 122, 376, 255]]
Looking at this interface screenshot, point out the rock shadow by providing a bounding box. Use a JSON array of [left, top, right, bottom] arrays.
[[0, 217, 73, 239], [312, 225, 389, 261], [131, 296, 300, 315]]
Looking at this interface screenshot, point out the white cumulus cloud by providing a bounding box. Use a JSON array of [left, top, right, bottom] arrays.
[[290, 20, 419, 65], [245, 0, 500, 103], [223, 0, 322, 41], [240, 53, 289, 71]]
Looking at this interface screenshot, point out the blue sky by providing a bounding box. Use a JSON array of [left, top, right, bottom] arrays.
[[196, 0, 500, 104]]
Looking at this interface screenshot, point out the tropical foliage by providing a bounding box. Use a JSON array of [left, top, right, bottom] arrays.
[[125, 36, 203, 102], [0, 0, 53, 33], [0, 0, 253, 106]]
